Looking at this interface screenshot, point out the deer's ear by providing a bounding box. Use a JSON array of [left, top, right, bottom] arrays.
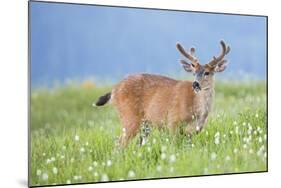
[[179, 59, 193, 72], [214, 60, 228, 72]]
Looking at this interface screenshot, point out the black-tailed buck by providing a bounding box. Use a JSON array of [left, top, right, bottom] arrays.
[[95, 40, 230, 147]]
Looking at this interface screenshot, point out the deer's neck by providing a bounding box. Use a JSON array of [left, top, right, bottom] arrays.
[[195, 79, 215, 115]]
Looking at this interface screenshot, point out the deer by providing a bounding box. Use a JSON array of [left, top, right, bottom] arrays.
[[94, 40, 230, 147]]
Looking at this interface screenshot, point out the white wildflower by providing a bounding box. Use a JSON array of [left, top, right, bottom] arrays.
[[214, 132, 220, 145], [211, 152, 217, 160], [156, 165, 162, 172], [128, 170, 136, 178], [101, 174, 109, 181], [214, 132, 220, 138], [255, 113, 259, 118], [46, 159, 52, 164], [80, 147, 85, 153], [70, 158, 74, 163], [42, 173, 48, 181], [52, 167, 58, 174], [66, 180, 71, 184], [235, 126, 239, 134], [248, 135, 252, 141], [248, 123, 252, 130], [169, 154, 176, 163], [214, 137, 220, 145], [74, 135, 79, 141], [73, 175, 82, 180], [257, 126, 263, 134], [36, 169, 42, 176], [93, 161, 98, 167], [137, 152, 142, 158], [257, 145, 265, 156], [88, 166, 93, 171], [122, 128, 126, 137], [161, 153, 167, 160], [225, 156, 231, 161], [247, 129, 252, 135], [107, 160, 112, 167]]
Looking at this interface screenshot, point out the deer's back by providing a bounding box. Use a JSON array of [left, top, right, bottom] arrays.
[[112, 73, 177, 107], [112, 74, 195, 125]]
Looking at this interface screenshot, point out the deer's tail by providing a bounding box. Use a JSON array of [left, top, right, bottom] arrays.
[[94, 92, 111, 106]]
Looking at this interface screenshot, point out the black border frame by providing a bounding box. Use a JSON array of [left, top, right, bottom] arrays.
[[28, 1, 268, 187]]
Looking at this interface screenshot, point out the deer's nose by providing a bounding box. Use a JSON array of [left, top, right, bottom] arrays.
[[192, 81, 201, 91]]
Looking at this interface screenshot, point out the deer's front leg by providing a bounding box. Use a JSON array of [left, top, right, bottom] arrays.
[[185, 115, 207, 136]]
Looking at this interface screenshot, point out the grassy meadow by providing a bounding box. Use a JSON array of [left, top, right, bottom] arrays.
[[29, 80, 267, 186]]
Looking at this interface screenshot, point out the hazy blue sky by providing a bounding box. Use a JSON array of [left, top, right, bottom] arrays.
[[30, 1, 267, 86]]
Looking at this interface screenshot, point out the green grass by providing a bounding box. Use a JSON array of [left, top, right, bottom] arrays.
[[30, 81, 267, 186]]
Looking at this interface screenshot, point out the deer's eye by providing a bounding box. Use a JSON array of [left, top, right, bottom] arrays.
[[191, 64, 195, 67], [204, 72, 210, 76]]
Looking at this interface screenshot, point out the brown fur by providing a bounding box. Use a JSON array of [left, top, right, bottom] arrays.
[[111, 73, 214, 146], [98, 40, 230, 147]]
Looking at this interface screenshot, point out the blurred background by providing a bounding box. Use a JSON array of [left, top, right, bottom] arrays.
[[30, 1, 267, 88]]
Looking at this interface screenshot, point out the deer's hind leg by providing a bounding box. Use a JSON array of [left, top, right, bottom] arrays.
[[139, 120, 151, 146], [118, 108, 142, 147]]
